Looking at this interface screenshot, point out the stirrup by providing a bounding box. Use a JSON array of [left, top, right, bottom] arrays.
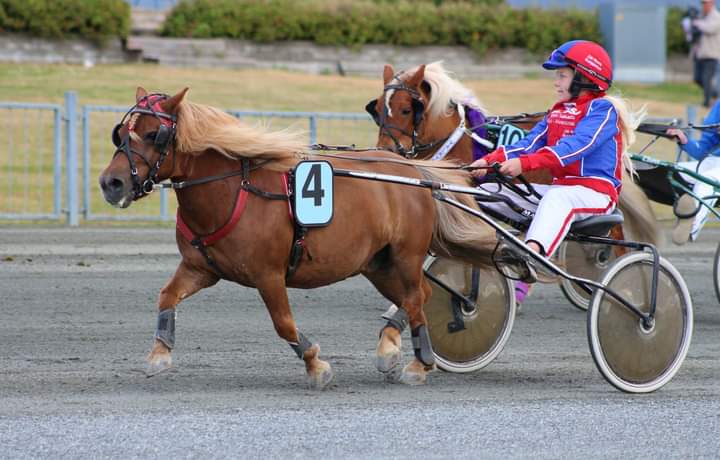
[[493, 243, 538, 284]]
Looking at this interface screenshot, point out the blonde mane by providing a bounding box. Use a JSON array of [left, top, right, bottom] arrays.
[[388, 61, 489, 120], [174, 100, 307, 170]]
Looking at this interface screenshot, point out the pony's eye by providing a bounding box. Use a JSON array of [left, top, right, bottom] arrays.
[[144, 131, 157, 142], [401, 108, 412, 116]]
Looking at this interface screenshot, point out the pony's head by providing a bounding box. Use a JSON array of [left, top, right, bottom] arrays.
[[99, 87, 188, 208], [366, 64, 428, 157], [366, 62, 487, 158]]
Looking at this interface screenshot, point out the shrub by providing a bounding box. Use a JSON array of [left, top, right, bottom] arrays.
[[161, 0, 600, 56], [0, 0, 129, 43]]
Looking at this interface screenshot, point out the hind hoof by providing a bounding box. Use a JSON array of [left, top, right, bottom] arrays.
[[307, 361, 334, 390], [146, 355, 172, 377], [398, 360, 434, 385]]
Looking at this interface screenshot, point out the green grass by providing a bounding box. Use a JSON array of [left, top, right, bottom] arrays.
[[615, 82, 703, 105]]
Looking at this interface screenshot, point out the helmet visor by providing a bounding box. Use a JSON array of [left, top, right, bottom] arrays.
[[542, 49, 569, 70]]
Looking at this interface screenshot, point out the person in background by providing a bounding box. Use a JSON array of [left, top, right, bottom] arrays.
[[692, 0, 720, 108], [666, 99, 720, 245]]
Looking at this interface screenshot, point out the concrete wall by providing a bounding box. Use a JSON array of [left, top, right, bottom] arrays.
[[0, 34, 695, 82]]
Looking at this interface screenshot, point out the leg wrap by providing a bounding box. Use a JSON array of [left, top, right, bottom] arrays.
[[411, 325, 435, 366], [287, 330, 313, 359], [381, 304, 409, 332], [154, 308, 176, 349]]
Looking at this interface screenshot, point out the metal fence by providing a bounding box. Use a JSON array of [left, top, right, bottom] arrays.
[[0, 101, 63, 221], [0, 91, 702, 225]]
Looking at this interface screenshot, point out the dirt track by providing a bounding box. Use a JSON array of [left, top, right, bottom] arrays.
[[1, 226, 719, 458]]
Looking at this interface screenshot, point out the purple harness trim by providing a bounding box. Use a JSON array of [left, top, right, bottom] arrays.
[[466, 107, 488, 161]]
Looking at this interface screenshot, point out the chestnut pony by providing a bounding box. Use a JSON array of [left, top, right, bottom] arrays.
[[99, 87, 498, 388], [366, 62, 663, 247]]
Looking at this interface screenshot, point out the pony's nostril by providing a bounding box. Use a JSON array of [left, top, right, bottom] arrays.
[[109, 178, 124, 192], [101, 176, 125, 194]]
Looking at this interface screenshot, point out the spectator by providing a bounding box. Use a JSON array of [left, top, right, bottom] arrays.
[[666, 99, 720, 245], [692, 0, 720, 108]]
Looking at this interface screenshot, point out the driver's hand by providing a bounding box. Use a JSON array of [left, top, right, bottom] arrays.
[[666, 128, 688, 145], [469, 158, 489, 178], [498, 158, 523, 177]]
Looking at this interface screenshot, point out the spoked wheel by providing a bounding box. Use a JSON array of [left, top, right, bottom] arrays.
[[587, 252, 693, 393], [558, 241, 620, 311], [713, 242, 720, 304], [423, 255, 515, 373]]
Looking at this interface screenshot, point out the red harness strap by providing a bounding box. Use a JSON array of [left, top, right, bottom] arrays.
[[176, 173, 290, 248]]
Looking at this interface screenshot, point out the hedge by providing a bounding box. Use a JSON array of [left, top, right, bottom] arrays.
[[0, 0, 130, 43], [161, 0, 601, 56]]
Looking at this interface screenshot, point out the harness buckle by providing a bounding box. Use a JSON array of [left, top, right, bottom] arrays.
[[142, 180, 155, 195]]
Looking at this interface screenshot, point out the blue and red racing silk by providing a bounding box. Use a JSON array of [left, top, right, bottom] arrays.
[[466, 107, 489, 161], [484, 92, 623, 203]]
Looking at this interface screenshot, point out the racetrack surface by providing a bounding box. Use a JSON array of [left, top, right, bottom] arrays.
[[1, 227, 719, 458]]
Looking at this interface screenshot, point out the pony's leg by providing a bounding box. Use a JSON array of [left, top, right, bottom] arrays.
[[397, 276, 436, 385], [147, 263, 218, 376], [368, 269, 435, 384], [256, 277, 333, 390]]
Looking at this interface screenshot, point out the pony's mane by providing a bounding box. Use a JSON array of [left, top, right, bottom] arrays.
[[174, 100, 306, 169], [389, 61, 488, 120]]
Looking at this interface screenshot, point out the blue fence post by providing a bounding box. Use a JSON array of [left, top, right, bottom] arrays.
[[65, 91, 79, 226], [53, 107, 62, 217], [82, 105, 91, 220], [309, 115, 317, 145]]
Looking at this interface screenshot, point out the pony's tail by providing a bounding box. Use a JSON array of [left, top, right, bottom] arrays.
[[618, 175, 665, 248], [416, 167, 497, 267]]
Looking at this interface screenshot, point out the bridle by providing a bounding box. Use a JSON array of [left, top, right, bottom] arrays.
[[365, 80, 448, 158], [111, 93, 177, 201]]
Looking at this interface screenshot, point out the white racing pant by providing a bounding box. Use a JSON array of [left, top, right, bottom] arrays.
[[478, 182, 615, 257], [676, 156, 720, 241]]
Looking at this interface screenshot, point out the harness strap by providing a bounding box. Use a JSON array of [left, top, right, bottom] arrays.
[[176, 187, 249, 248]]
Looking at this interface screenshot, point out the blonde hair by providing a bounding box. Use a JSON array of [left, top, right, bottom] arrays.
[[603, 93, 647, 176], [175, 100, 306, 171], [386, 61, 488, 119]]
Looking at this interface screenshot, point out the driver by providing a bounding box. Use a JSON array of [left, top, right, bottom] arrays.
[[469, 40, 643, 284]]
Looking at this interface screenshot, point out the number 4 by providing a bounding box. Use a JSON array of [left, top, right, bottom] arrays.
[[302, 163, 325, 206]]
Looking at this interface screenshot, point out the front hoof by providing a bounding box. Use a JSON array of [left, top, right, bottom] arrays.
[[375, 351, 401, 374], [307, 360, 334, 390], [146, 354, 172, 377], [398, 360, 435, 386]]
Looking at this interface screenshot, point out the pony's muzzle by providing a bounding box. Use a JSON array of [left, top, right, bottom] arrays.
[[99, 174, 130, 206]]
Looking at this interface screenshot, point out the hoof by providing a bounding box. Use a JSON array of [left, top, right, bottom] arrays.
[[382, 364, 402, 383], [375, 351, 401, 374], [146, 354, 172, 377], [307, 360, 334, 390], [398, 361, 435, 386]]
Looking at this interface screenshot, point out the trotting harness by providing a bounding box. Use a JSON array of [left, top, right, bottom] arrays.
[[111, 94, 310, 281]]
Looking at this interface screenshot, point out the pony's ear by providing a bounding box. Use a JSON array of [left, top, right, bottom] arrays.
[[406, 64, 426, 89], [161, 87, 189, 114], [136, 87, 148, 102], [383, 64, 394, 85]]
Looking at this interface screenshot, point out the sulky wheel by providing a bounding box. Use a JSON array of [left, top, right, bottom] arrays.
[[558, 241, 620, 311], [423, 255, 515, 373], [713, 242, 720, 304], [587, 251, 693, 393]]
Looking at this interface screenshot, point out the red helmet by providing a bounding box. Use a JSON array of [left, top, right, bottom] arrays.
[[543, 40, 613, 91]]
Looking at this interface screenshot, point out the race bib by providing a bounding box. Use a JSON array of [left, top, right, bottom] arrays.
[[496, 124, 526, 147], [293, 161, 334, 226]]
